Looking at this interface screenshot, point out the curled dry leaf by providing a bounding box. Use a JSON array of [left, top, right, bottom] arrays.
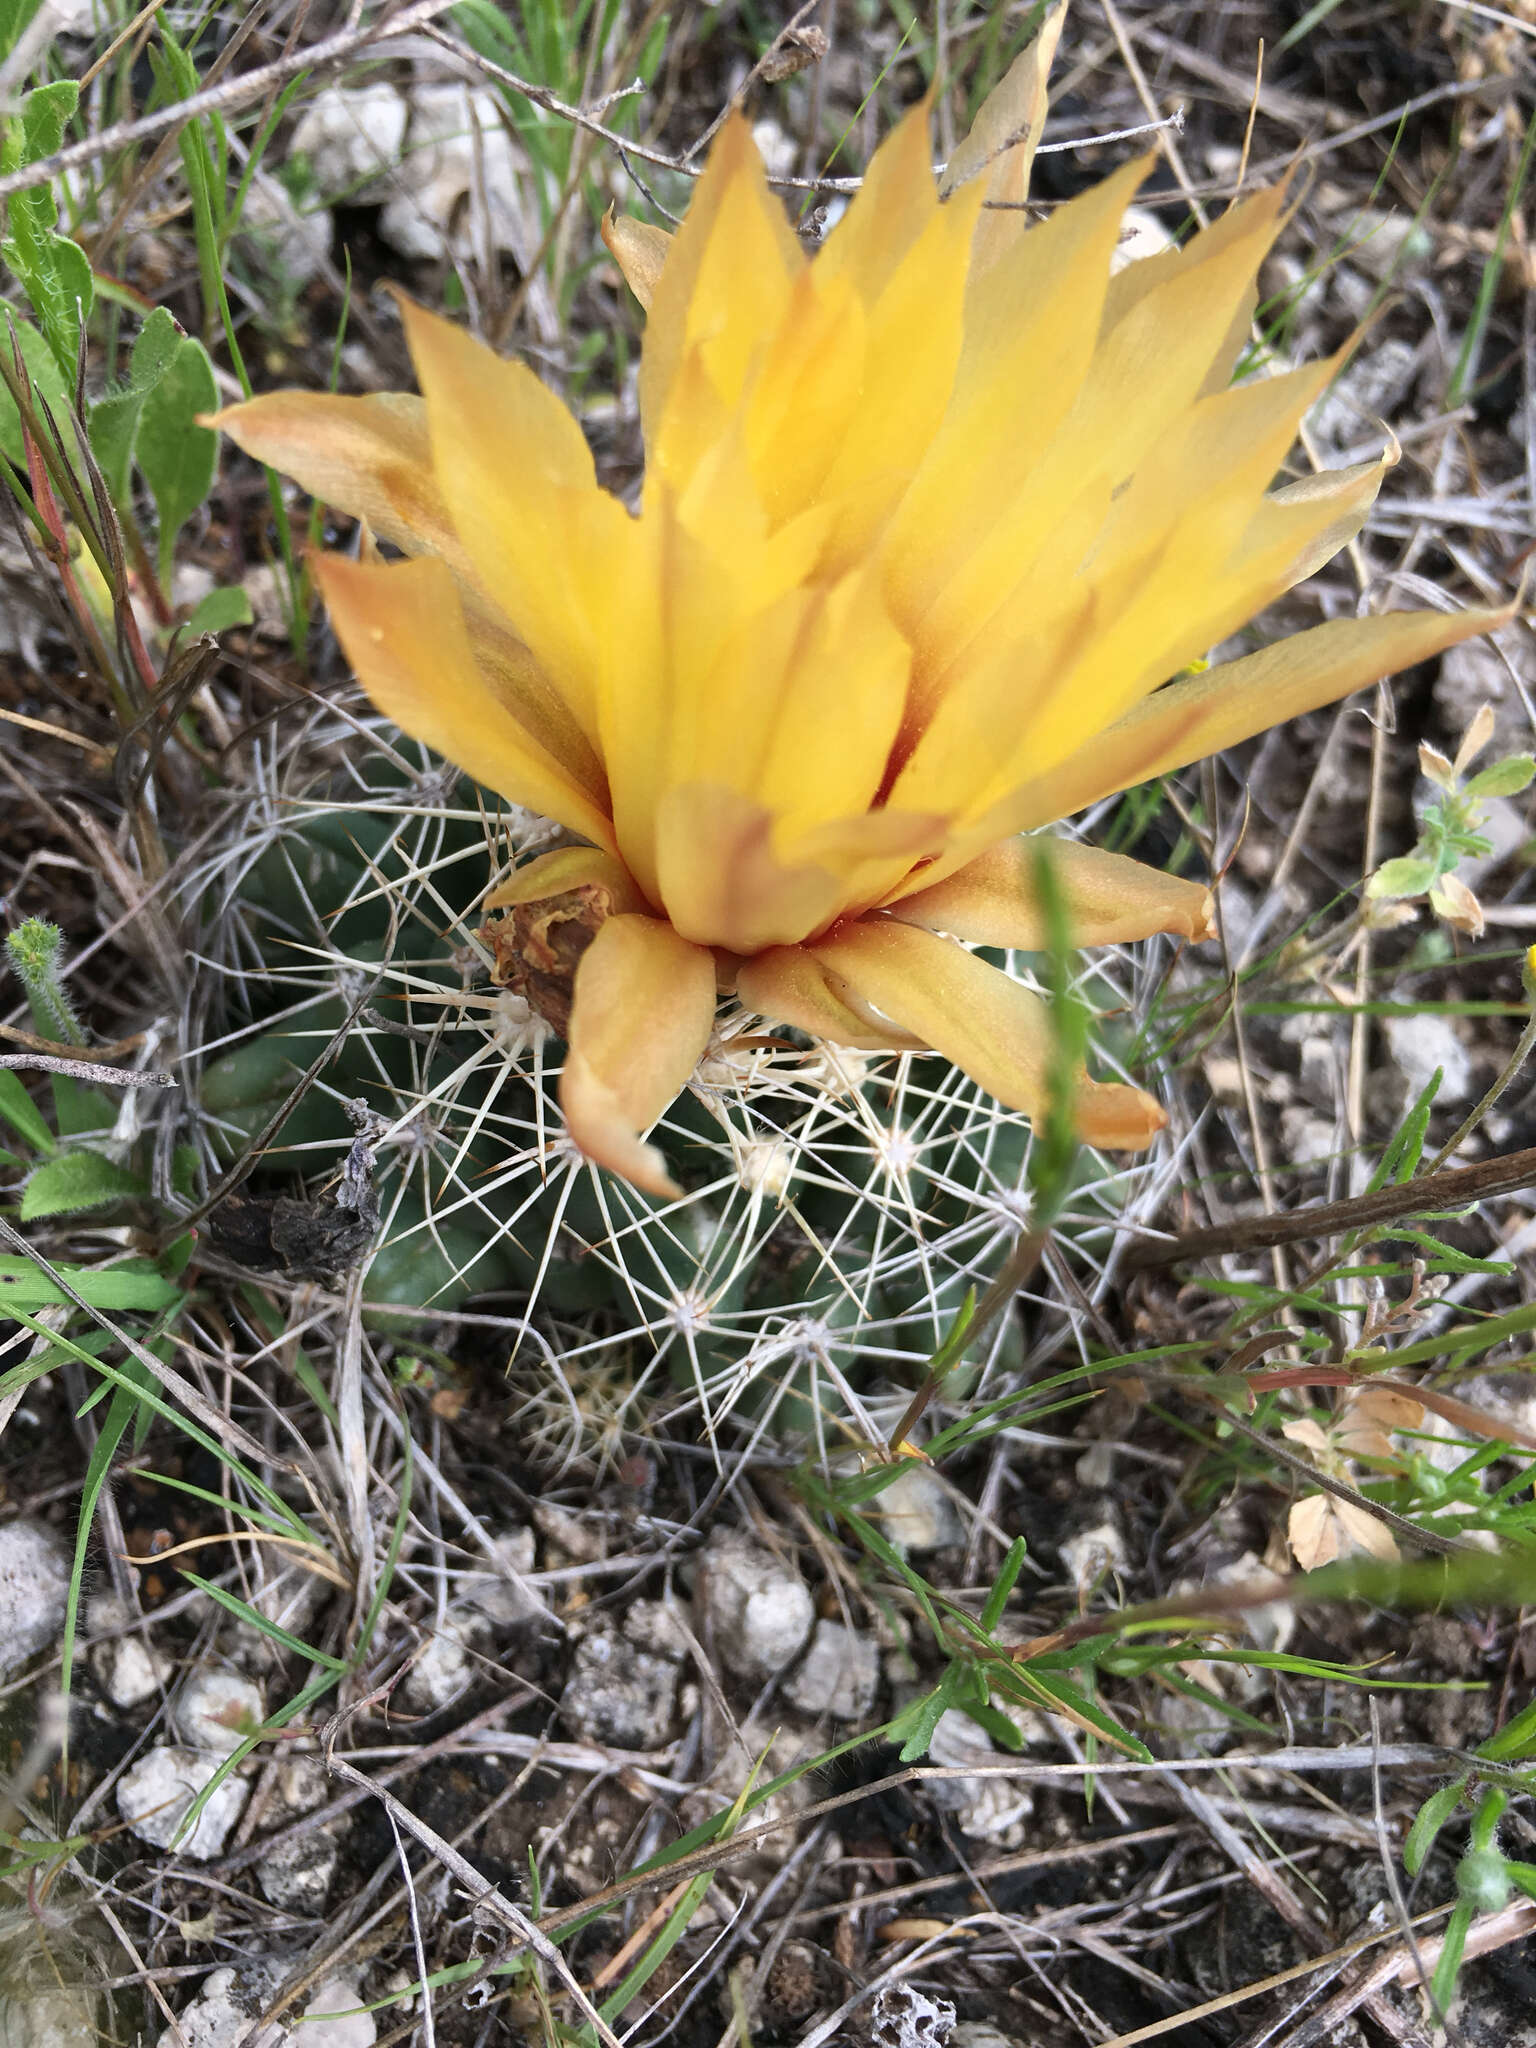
[[1336, 1385, 1425, 1463], [1289, 1492, 1402, 1570]]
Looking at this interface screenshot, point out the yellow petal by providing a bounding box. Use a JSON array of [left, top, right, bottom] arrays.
[[986, 601, 1513, 840], [741, 266, 867, 526], [938, 4, 1065, 273], [806, 918, 1167, 1149], [888, 836, 1215, 947], [209, 391, 455, 560], [398, 296, 629, 750], [560, 914, 718, 1199], [314, 553, 617, 854], [905, 184, 1290, 684], [883, 155, 1149, 654], [817, 165, 985, 570], [734, 944, 926, 1051], [484, 846, 647, 915], [1101, 178, 1295, 398], [640, 115, 804, 469], [601, 207, 673, 309], [818, 98, 940, 305]]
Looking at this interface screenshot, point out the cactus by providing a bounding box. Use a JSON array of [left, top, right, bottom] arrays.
[[188, 706, 1165, 1438]]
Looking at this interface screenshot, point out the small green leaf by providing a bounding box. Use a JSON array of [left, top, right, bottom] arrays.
[[0, 84, 91, 383], [1465, 755, 1536, 798], [137, 337, 218, 580], [0, 1067, 55, 1154], [891, 1671, 961, 1763], [1405, 1776, 1468, 1874], [185, 585, 253, 635], [20, 1150, 146, 1221], [1366, 856, 1438, 901], [0, 0, 45, 65], [963, 1702, 1024, 1751], [0, 1256, 181, 1312], [88, 305, 183, 507]]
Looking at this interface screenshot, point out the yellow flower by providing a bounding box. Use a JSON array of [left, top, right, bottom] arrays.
[[210, 39, 1501, 1199]]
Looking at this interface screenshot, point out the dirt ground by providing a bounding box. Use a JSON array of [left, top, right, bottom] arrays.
[[3, 4, 1536, 2046]]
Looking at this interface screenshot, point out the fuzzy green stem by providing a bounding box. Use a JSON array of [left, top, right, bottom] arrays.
[[6, 918, 85, 1047]]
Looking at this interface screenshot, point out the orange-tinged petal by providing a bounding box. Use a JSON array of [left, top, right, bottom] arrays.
[[560, 914, 718, 1199], [734, 944, 926, 1051], [653, 784, 857, 953], [484, 846, 647, 915], [939, 4, 1065, 272], [398, 297, 629, 750], [888, 836, 1215, 947], [315, 553, 617, 854], [807, 918, 1166, 1148], [601, 207, 673, 310], [210, 391, 454, 560], [983, 601, 1514, 841]]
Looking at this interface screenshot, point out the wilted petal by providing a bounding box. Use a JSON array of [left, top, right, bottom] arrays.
[[560, 914, 719, 1199], [602, 207, 673, 309], [806, 918, 1167, 1149], [209, 391, 456, 560], [1249, 450, 1395, 592], [888, 836, 1215, 947], [315, 553, 617, 853], [938, 4, 1065, 272]]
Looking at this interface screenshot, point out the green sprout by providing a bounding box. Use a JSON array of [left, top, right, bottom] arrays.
[[1365, 702, 1534, 939]]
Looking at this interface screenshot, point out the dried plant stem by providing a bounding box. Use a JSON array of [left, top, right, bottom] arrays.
[[1124, 1141, 1536, 1267], [1427, 1006, 1536, 1175]]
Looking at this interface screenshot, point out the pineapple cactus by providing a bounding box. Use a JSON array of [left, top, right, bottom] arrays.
[[187, 703, 1170, 1446]]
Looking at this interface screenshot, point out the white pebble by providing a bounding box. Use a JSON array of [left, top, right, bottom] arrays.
[[784, 1621, 880, 1722], [255, 1756, 340, 1916], [174, 1669, 265, 1754], [289, 85, 407, 196], [1059, 1520, 1128, 1591], [0, 1520, 70, 1678], [402, 1614, 486, 1715], [117, 1745, 250, 1860], [0, 1987, 98, 2048], [458, 1528, 542, 1625], [699, 1537, 813, 1681], [875, 1465, 964, 1553], [155, 1969, 288, 2048], [297, 1974, 375, 2048], [87, 1595, 169, 1711]]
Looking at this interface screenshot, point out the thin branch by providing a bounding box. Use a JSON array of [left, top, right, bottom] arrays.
[[1123, 1142, 1536, 1267], [0, 1052, 176, 1087]]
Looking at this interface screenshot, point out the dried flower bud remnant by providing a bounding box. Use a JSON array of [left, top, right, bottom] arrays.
[[211, 27, 1502, 1196]]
